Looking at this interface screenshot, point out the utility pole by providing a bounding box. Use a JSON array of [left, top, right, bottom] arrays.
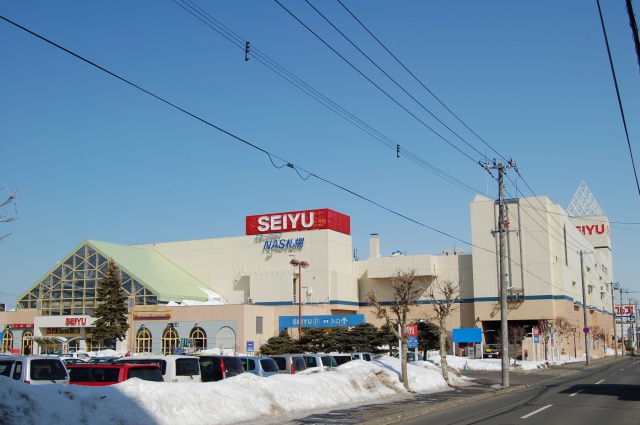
[[619, 286, 625, 357], [481, 159, 516, 388], [610, 282, 618, 358], [579, 251, 591, 365]]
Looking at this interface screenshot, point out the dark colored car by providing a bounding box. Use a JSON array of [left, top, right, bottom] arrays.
[[269, 355, 307, 374], [66, 363, 164, 386], [61, 358, 86, 367], [86, 356, 121, 364], [483, 344, 502, 359], [196, 355, 245, 382]]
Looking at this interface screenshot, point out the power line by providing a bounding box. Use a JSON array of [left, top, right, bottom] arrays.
[[596, 0, 640, 198], [335, 0, 508, 165], [304, 0, 493, 163], [0, 14, 492, 255], [273, 0, 481, 164], [173, 0, 486, 195]]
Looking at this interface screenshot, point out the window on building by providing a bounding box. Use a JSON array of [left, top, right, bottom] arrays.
[[189, 327, 207, 351], [21, 331, 33, 355], [162, 326, 179, 355], [216, 327, 236, 350], [2, 329, 13, 352], [256, 317, 263, 334], [17, 243, 159, 315], [136, 327, 152, 353]]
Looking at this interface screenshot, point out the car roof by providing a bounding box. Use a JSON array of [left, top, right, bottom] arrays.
[[66, 363, 160, 369]]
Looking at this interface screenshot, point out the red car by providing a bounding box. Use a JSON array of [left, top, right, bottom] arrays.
[[66, 363, 164, 386]]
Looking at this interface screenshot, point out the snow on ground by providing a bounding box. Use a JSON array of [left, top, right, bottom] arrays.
[[0, 354, 591, 425]]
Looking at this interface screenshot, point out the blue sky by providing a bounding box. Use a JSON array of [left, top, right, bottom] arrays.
[[1, 1, 639, 306]]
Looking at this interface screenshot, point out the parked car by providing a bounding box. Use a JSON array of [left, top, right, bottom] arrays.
[[58, 352, 92, 361], [331, 354, 353, 366], [350, 353, 372, 361], [195, 355, 245, 382], [303, 354, 338, 369], [269, 354, 307, 375], [0, 355, 69, 385], [392, 352, 424, 361], [86, 356, 121, 364], [240, 356, 280, 377], [66, 363, 163, 386], [117, 355, 201, 383], [483, 344, 502, 359], [61, 358, 87, 367]]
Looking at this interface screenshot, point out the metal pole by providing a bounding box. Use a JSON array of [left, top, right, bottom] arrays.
[[611, 282, 618, 358], [298, 263, 302, 340], [498, 165, 509, 387], [480, 159, 516, 388], [580, 251, 591, 365], [620, 287, 625, 357]]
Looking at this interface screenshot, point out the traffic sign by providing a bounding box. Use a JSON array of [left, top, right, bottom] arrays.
[[408, 336, 418, 349], [246, 340, 254, 353], [583, 327, 590, 334]]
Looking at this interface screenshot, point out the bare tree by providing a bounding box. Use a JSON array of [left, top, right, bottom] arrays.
[[0, 186, 21, 242], [506, 324, 526, 364], [537, 318, 552, 361], [366, 268, 424, 390], [424, 278, 461, 384], [590, 325, 606, 350], [554, 316, 572, 356]]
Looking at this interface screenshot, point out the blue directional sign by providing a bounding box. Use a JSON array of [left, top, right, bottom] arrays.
[[408, 336, 418, 349], [278, 314, 366, 332]]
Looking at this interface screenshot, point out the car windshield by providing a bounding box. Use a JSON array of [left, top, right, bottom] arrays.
[[30, 359, 68, 381], [0, 361, 15, 377], [175, 358, 200, 376], [241, 359, 255, 371], [127, 368, 163, 382], [260, 359, 279, 373], [119, 359, 166, 375], [223, 357, 244, 373]]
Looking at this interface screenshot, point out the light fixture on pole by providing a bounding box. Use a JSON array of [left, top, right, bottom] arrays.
[[290, 259, 309, 339]]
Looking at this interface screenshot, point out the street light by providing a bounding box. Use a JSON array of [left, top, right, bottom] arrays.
[[290, 259, 309, 339]]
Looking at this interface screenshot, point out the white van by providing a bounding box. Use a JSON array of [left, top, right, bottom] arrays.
[[0, 355, 69, 385], [302, 354, 338, 370], [118, 355, 201, 383]]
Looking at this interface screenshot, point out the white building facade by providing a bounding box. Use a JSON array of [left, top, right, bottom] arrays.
[[0, 195, 618, 358]]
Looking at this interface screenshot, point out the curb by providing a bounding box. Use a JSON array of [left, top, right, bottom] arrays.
[[362, 384, 529, 425]]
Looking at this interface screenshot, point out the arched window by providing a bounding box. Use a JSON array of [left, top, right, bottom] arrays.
[[162, 326, 179, 355], [189, 327, 207, 351], [216, 326, 236, 350], [21, 331, 33, 355], [2, 329, 13, 353], [136, 327, 152, 354]]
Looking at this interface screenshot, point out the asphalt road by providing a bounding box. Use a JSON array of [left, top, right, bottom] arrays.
[[395, 355, 640, 425], [283, 355, 639, 425]]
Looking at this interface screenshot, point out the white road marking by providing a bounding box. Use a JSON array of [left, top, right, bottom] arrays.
[[595, 379, 604, 385], [521, 404, 553, 419], [569, 389, 585, 397]]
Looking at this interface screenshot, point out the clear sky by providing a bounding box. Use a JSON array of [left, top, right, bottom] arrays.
[[1, 1, 639, 306]]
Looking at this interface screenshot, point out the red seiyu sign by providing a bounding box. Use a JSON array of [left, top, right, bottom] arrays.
[[246, 208, 350, 235], [65, 317, 87, 326]]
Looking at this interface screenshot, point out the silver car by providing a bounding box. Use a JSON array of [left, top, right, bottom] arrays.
[[0, 355, 69, 385]]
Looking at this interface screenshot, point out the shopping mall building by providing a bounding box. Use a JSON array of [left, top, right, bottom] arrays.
[[0, 187, 622, 358]]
